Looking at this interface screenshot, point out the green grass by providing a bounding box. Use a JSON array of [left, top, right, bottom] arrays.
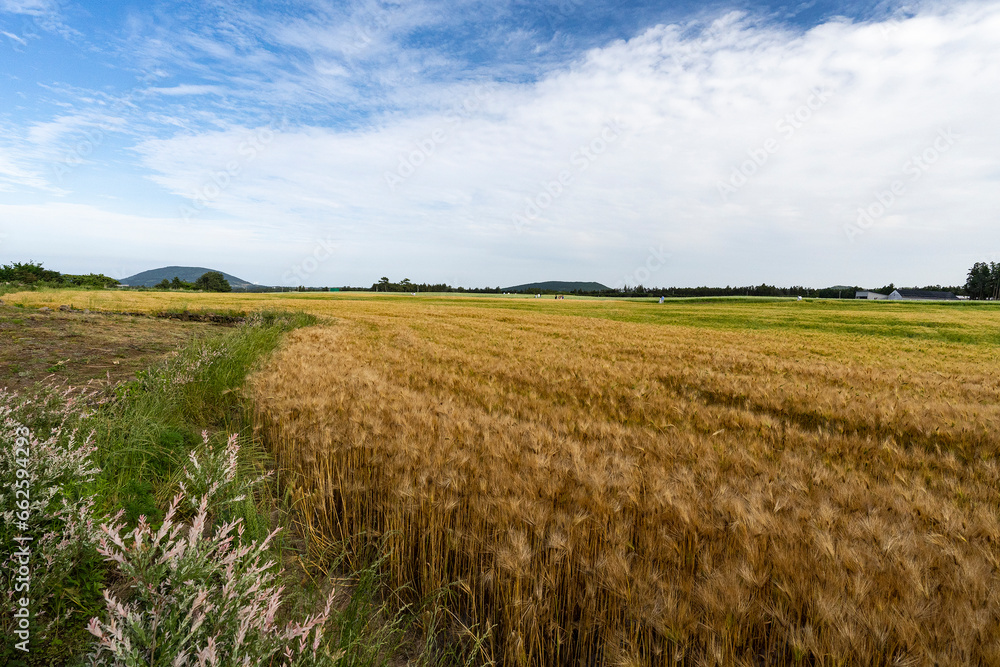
[[3, 308, 488, 666], [403, 295, 1000, 346], [91, 311, 313, 514], [4, 311, 317, 665]]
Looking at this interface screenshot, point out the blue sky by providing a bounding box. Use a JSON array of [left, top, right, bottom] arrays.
[[2, 0, 999, 287]]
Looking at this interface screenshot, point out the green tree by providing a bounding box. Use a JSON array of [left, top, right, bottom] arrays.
[[156, 278, 171, 289], [965, 262, 997, 300], [0, 261, 62, 284], [64, 273, 119, 288], [171, 276, 185, 289], [194, 271, 231, 293]]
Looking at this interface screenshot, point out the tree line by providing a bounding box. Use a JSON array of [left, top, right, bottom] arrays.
[[965, 262, 1000, 300], [4, 261, 997, 299], [597, 284, 864, 298], [350, 280, 868, 298], [333, 281, 969, 298], [153, 272, 231, 293], [350, 277, 504, 293], [0, 262, 233, 293], [0, 261, 119, 288]]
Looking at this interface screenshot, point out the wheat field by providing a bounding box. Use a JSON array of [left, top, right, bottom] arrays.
[[247, 298, 998, 666], [10, 290, 1000, 664]]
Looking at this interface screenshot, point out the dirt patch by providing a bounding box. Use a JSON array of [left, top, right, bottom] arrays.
[[0, 305, 229, 394], [120, 310, 247, 323]]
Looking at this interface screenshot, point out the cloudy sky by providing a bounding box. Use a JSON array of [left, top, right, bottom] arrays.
[[1, 0, 998, 288]]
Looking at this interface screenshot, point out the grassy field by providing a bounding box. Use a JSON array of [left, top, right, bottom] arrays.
[[7, 289, 1000, 665]]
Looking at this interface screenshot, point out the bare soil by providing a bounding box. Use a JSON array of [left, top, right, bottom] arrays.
[[0, 304, 229, 394]]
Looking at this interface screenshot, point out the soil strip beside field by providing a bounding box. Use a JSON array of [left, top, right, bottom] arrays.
[[0, 305, 229, 393]]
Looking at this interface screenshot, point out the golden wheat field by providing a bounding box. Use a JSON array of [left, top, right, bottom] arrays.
[[10, 290, 1000, 665]]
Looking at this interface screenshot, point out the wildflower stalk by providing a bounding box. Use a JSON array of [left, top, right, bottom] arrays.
[[1, 386, 102, 661], [86, 437, 336, 667]]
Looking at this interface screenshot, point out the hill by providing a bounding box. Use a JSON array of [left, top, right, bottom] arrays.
[[120, 266, 258, 289], [503, 281, 610, 293]]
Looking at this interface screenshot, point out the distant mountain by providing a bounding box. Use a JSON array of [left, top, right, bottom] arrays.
[[120, 266, 258, 289], [503, 281, 610, 293]]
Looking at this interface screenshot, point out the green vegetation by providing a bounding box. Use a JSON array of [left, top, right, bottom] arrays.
[[154, 270, 232, 292], [91, 312, 310, 523], [965, 261, 1000, 300], [1, 309, 483, 666], [2, 312, 313, 664], [0, 261, 119, 292], [364, 276, 505, 293]]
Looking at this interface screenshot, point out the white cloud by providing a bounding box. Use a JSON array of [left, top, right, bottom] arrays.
[[0, 111, 128, 195], [0, 0, 54, 16], [0, 202, 302, 282], [1, 29, 27, 45], [122, 2, 1000, 287], [0, 0, 78, 37], [0, 151, 49, 191], [144, 84, 225, 96]]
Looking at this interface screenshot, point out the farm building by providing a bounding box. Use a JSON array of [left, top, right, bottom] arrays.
[[855, 290, 888, 300], [887, 288, 959, 301]]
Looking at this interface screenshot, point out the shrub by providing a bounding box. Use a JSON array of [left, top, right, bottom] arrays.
[[85, 438, 337, 667], [178, 431, 270, 525], [0, 386, 104, 664], [194, 272, 231, 293], [0, 261, 62, 284]]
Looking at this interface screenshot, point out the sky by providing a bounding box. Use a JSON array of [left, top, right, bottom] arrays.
[[1, 0, 999, 288]]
